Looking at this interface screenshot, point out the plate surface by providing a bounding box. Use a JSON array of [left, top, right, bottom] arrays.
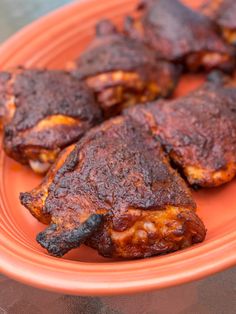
[[0, 0, 235, 296]]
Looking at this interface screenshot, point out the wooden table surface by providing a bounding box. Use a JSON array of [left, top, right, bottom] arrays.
[[0, 1, 235, 313]]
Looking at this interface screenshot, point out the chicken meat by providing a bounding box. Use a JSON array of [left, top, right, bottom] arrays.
[[125, 0, 234, 71], [20, 116, 206, 258], [125, 82, 236, 187], [69, 19, 179, 117], [0, 68, 102, 173]]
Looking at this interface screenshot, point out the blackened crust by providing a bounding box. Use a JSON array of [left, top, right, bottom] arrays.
[[45, 116, 196, 217], [71, 20, 178, 83], [1, 69, 102, 165], [125, 0, 233, 60], [37, 214, 103, 257], [22, 116, 202, 257], [125, 83, 236, 185], [8, 69, 101, 131]]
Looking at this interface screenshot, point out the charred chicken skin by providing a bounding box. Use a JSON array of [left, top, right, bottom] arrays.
[[69, 20, 179, 117], [202, 0, 236, 45], [125, 0, 234, 71], [20, 116, 206, 258], [0, 69, 102, 173], [125, 82, 236, 187]]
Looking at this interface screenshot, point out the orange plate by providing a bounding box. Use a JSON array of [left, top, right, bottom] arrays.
[[0, 0, 236, 296]]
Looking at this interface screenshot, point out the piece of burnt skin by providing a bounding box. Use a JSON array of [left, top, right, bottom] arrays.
[[37, 214, 104, 257]]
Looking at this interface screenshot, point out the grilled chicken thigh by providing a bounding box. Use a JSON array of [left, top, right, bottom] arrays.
[[125, 0, 234, 71], [202, 0, 236, 45], [125, 82, 236, 187], [0, 69, 102, 173], [20, 116, 206, 258], [70, 20, 179, 117]]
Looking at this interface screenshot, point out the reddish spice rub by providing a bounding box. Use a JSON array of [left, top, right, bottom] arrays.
[[125, 82, 236, 187], [0, 69, 102, 173], [124, 0, 234, 71], [20, 116, 206, 258], [70, 19, 179, 117]]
